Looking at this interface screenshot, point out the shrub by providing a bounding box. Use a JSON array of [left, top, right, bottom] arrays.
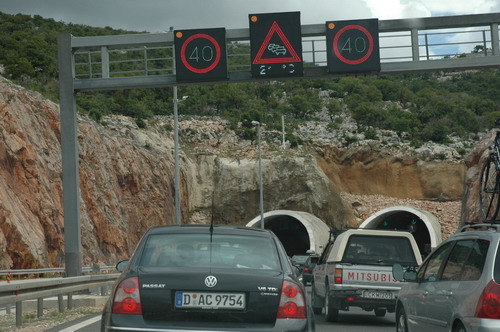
[[136, 118, 146, 128], [363, 127, 378, 140]]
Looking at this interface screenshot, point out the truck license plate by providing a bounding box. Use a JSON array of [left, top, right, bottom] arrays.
[[175, 292, 245, 309], [362, 291, 395, 299]]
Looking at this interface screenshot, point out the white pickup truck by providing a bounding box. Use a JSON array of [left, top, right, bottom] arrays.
[[311, 229, 422, 321]]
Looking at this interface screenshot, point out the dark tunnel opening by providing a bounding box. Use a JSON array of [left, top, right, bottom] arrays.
[[371, 211, 431, 256], [265, 216, 311, 257]]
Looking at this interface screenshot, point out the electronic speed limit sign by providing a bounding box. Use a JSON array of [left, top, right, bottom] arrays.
[[174, 28, 228, 82], [326, 19, 380, 74]]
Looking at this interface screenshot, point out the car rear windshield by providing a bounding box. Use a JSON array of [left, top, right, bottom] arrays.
[[140, 233, 281, 270], [342, 235, 418, 266], [291, 255, 309, 264]]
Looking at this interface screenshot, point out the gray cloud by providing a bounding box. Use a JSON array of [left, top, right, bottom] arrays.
[[2, 0, 496, 33], [2, 0, 372, 32]]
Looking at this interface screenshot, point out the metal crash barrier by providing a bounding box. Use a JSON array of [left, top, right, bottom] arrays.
[[0, 273, 119, 327]]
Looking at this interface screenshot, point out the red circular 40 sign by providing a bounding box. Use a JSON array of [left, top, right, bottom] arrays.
[[326, 19, 380, 74], [333, 25, 374, 65], [174, 28, 228, 82], [180, 33, 221, 74]]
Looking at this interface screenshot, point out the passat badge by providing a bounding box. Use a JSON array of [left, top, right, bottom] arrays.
[[142, 283, 166, 289], [205, 275, 217, 288]]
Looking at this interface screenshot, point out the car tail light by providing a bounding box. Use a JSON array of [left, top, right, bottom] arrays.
[[112, 277, 143, 315], [277, 280, 306, 319], [303, 267, 310, 273], [334, 268, 343, 284], [476, 280, 500, 319]]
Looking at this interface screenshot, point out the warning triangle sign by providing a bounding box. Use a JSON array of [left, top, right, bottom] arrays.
[[252, 21, 302, 64]]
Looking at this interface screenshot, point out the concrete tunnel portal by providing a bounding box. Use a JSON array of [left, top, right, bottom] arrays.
[[247, 207, 442, 257], [358, 206, 442, 256], [246, 210, 331, 256]]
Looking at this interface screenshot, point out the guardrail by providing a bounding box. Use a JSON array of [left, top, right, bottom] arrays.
[[0, 273, 120, 327], [0, 266, 116, 280]]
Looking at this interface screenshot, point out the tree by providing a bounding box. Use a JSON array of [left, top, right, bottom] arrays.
[[287, 95, 310, 119], [3, 54, 35, 79], [472, 45, 484, 53]]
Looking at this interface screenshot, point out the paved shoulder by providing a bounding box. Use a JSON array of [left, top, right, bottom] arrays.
[[45, 313, 101, 332]]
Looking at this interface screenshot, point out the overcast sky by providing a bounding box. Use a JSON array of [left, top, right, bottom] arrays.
[[2, 0, 500, 32]]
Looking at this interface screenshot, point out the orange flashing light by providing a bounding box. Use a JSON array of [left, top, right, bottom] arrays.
[[251, 15, 258, 23], [328, 23, 335, 29], [176, 32, 183, 38]]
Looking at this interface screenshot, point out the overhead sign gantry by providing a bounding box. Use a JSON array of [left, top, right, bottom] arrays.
[[67, 12, 500, 92]]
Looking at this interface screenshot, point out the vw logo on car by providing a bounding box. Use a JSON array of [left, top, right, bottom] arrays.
[[205, 275, 217, 288]]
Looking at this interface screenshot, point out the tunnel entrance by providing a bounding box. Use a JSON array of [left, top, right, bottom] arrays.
[[265, 216, 310, 256], [246, 210, 331, 257], [367, 211, 431, 255], [359, 206, 442, 257]]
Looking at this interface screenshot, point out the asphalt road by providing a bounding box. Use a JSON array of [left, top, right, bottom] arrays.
[[46, 286, 396, 331], [47, 308, 396, 332], [315, 307, 396, 332]]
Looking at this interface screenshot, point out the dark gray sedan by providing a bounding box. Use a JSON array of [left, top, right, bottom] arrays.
[[101, 224, 315, 332]]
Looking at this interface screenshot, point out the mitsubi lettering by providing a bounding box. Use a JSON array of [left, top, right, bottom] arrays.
[[346, 272, 397, 282]]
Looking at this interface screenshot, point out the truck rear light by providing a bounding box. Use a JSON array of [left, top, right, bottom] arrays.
[[334, 268, 343, 284], [112, 277, 143, 315], [277, 280, 306, 319], [476, 280, 500, 319]]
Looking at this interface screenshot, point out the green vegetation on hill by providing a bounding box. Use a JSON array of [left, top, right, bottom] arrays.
[[1, 11, 500, 145]]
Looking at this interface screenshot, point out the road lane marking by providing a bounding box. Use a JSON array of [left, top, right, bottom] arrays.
[[58, 315, 100, 332]]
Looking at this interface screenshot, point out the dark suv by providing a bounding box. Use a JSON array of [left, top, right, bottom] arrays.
[[394, 223, 500, 332], [291, 254, 319, 286]]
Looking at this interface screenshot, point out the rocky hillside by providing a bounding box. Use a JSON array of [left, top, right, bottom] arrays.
[[0, 76, 485, 269]]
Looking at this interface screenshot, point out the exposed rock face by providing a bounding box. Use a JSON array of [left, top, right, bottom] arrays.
[[207, 156, 355, 229], [0, 78, 181, 269], [315, 143, 466, 201], [0, 80, 64, 269]]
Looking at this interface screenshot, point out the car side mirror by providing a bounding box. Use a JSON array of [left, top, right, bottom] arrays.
[[392, 263, 417, 282], [116, 259, 129, 272], [392, 263, 404, 281]]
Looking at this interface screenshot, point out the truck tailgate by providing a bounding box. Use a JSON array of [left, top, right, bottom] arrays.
[[340, 264, 401, 288]]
